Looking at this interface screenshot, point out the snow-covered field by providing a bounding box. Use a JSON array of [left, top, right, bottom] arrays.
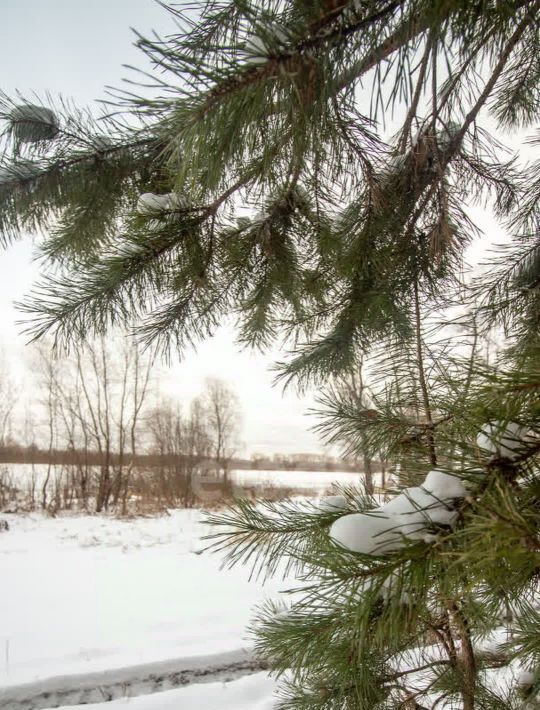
[[0, 510, 285, 709], [232, 467, 377, 489], [4, 463, 366, 495]]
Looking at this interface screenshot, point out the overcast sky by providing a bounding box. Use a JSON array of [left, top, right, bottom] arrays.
[[0, 0, 329, 457]]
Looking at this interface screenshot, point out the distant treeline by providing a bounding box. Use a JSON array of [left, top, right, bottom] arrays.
[[0, 444, 362, 473]]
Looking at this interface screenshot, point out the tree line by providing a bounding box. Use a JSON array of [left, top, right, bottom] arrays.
[[0, 339, 241, 513]]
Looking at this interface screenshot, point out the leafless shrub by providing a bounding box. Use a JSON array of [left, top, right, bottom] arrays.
[[0, 465, 18, 509]]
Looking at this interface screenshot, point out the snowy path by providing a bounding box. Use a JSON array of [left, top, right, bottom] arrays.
[[0, 512, 286, 686], [0, 511, 288, 708], [0, 648, 269, 710], [44, 672, 277, 710]]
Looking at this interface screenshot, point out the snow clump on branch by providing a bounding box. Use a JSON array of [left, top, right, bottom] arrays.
[[243, 23, 289, 66], [136, 192, 190, 216], [0, 160, 41, 185], [329, 470, 466, 555], [8, 104, 59, 143], [315, 495, 350, 514], [476, 420, 530, 460]]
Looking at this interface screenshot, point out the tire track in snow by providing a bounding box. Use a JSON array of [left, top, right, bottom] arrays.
[[0, 649, 269, 709]]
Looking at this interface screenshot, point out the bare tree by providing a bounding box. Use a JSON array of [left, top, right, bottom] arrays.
[[200, 378, 241, 482], [0, 349, 15, 449], [34, 344, 61, 510], [333, 365, 378, 495], [113, 344, 154, 514], [71, 338, 154, 512], [20, 408, 38, 507], [183, 397, 212, 506], [148, 399, 184, 505], [31, 337, 155, 513], [147, 396, 211, 507]]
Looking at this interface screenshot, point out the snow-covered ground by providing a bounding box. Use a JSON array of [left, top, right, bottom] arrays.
[[0, 468, 392, 708], [0, 495, 528, 709], [0, 510, 285, 708]]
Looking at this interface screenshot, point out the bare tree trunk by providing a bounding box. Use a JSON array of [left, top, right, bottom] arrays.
[[363, 454, 374, 495], [202, 378, 240, 484], [76, 346, 106, 511], [85, 341, 112, 513], [0, 349, 15, 450], [113, 348, 130, 509], [446, 600, 476, 710], [100, 339, 113, 510], [38, 349, 59, 511], [380, 455, 386, 489], [413, 280, 436, 466], [123, 346, 153, 514], [75, 378, 91, 509]]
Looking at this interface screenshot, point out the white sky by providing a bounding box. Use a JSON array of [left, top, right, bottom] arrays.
[[0, 0, 326, 457], [0, 2, 536, 456]]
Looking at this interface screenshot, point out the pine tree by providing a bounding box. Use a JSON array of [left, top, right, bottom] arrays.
[[0, 1, 539, 707]]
